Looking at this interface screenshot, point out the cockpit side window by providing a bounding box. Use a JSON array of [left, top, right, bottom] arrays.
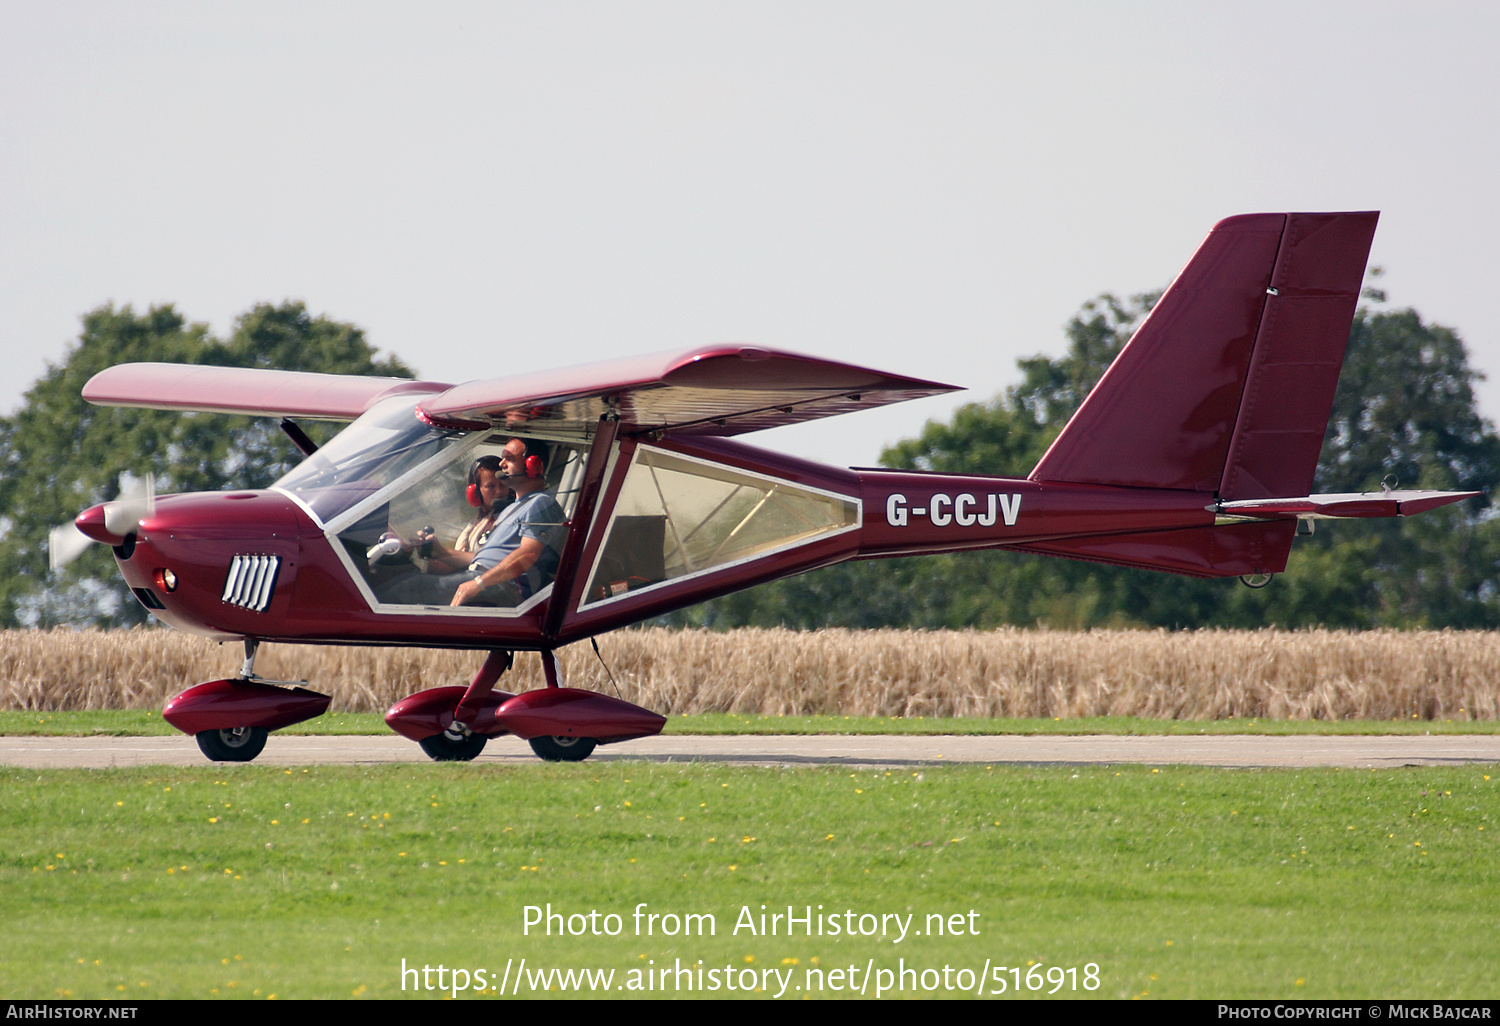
[[333, 433, 589, 613]]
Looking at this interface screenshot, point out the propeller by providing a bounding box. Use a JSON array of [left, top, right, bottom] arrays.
[[49, 473, 155, 572], [47, 523, 94, 571]]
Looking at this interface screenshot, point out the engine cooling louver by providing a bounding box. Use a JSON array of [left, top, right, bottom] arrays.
[[222, 555, 280, 612]]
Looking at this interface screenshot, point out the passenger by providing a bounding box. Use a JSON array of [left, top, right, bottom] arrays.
[[413, 446, 515, 573], [384, 439, 565, 608]]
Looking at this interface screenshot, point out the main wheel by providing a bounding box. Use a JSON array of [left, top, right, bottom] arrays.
[[195, 726, 268, 763], [528, 735, 597, 762], [418, 731, 489, 762]]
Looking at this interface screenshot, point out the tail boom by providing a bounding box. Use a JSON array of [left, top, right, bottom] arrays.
[[854, 476, 1477, 579], [856, 471, 1218, 559]]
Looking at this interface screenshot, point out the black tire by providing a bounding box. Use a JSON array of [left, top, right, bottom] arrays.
[[195, 726, 268, 762], [418, 731, 488, 762], [528, 735, 597, 762]]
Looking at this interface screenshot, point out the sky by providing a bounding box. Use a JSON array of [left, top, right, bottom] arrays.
[[4, 1, 1498, 470]]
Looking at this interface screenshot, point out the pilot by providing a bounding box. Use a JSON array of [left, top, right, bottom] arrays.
[[451, 440, 565, 606], [385, 438, 565, 607]]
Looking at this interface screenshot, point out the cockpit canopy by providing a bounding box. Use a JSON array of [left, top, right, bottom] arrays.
[[274, 397, 591, 613]]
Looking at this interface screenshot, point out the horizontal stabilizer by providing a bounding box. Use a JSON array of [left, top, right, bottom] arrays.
[[1217, 490, 1480, 520]]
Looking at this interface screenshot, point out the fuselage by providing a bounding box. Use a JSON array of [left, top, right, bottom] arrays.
[[89, 400, 1218, 651]]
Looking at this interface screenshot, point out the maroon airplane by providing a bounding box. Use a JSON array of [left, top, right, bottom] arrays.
[[70, 211, 1476, 763]]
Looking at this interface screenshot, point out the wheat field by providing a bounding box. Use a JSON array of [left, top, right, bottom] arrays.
[[2, 627, 1498, 721]]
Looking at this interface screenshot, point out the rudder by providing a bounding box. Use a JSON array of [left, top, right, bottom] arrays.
[[1216, 212, 1379, 500]]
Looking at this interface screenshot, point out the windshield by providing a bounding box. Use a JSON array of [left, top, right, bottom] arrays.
[[273, 396, 464, 523]]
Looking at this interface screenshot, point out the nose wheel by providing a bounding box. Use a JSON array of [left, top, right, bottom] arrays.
[[195, 726, 268, 762]]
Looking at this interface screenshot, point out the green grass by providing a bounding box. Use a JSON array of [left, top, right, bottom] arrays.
[[1, 761, 1496, 999], [5, 709, 1499, 738]]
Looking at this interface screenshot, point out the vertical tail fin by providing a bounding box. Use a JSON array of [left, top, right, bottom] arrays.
[[1015, 212, 1378, 579], [1029, 211, 1378, 500]]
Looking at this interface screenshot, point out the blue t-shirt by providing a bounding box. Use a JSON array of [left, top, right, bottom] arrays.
[[471, 490, 565, 581]]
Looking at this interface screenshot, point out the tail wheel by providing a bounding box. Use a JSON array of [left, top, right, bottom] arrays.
[[195, 726, 268, 763], [528, 735, 597, 762], [418, 731, 489, 762]]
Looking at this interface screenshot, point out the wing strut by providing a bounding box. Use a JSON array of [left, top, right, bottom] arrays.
[[279, 418, 319, 456]]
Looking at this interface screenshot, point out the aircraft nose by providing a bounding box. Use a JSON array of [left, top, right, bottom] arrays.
[[74, 503, 129, 545], [111, 490, 308, 634]]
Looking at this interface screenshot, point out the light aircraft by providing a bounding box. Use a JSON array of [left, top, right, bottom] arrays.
[[65, 211, 1477, 763]]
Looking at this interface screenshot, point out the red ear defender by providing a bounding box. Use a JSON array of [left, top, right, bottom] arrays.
[[525, 454, 543, 479], [466, 455, 503, 506]]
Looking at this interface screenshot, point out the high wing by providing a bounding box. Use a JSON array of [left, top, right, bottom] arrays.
[[83, 346, 958, 437], [414, 345, 960, 436], [82, 364, 454, 420]]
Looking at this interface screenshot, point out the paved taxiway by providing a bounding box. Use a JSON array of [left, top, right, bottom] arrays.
[[3, 733, 1499, 769]]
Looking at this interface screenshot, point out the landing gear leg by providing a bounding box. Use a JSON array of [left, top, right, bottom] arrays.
[[448, 650, 512, 735], [415, 650, 512, 763], [194, 639, 273, 762], [526, 651, 599, 762], [241, 638, 260, 678]]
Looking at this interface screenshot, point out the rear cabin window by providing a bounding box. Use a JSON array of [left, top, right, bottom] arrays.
[[582, 445, 858, 605]]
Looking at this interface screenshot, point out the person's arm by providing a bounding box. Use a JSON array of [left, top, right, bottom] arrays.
[[450, 537, 544, 606], [420, 517, 493, 573], [425, 540, 475, 573]]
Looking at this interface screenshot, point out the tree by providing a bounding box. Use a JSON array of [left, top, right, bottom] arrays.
[[1321, 306, 1500, 496], [0, 302, 413, 627], [1291, 300, 1500, 627], [883, 291, 1160, 478]]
